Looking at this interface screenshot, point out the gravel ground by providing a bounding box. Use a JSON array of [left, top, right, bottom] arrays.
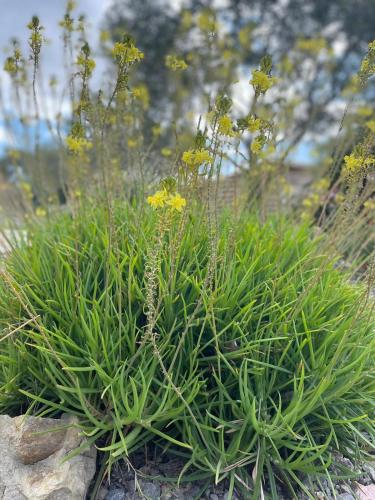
[[94, 450, 375, 500]]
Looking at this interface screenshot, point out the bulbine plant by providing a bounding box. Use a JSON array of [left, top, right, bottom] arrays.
[[0, 203, 374, 499]]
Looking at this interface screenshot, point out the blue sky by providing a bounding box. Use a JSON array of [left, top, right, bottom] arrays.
[[0, 0, 111, 154]]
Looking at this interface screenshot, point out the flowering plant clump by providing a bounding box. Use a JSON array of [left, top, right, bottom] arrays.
[[1, 7, 375, 499]]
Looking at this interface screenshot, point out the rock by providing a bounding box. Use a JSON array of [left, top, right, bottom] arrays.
[[139, 480, 160, 499], [337, 494, 355, 500], [106, 488, 126, 500], [357, 484, 375, 500], [362, 464, 375, 483], [13, 415, 68, 464], [0, 413, 96, 500], [210, 494, 219, 500], [98, 487, 109, 500]]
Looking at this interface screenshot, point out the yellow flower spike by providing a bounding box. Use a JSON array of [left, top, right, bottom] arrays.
[[167, 193, 186, 212], [35, 207, 47, 218], [147, 190, 168, 209]]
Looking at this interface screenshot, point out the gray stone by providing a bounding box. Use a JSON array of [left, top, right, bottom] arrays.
[[139, 480, 160, 499], [362, 463, 375, 483], [106, 488, 126, 500], [337, 494, 355, 500], [0, 413, 96, 500]]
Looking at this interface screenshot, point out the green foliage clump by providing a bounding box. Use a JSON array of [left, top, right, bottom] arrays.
[[0, 202, 373, 497]]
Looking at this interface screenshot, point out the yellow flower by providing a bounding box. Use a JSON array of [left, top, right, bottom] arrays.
[[127, 138, 138, 149], [296, 37, 327, 54], [66, 135, 92, 155], [238, 25, 252, 49], [111, 42, 144, 64], [357, 106, 373, 117], [35, 207, 47, 217], [161, 147, 172, 157], [8, 149, 21, 161], [302, 193, 320, 208], [20, 182, 33, 200], [335, 193, 345, 204], [278, 56, 293, 74], [165, 55, 188, 71], [250, 70, 274, 94], [343, 154, 363, 173], [76, 54, 96, 75], [197, 11, 217, 33], [181, 10, 193, 30], [247, 116, 261, 132], [4, 57, 17, 74], [166, 193, 186, 212], [364, 199, 375, 211], [218, 115, 234, 136], [250, 137, 263, 154], [100, 30, 110, 43], [313, 178, 330, 191], [182, 148, 213, 169], [152, 125, 162, 137], [147, 190, 168, 209], [133, 85, 149, 109], [366, 119, 375, 132]]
